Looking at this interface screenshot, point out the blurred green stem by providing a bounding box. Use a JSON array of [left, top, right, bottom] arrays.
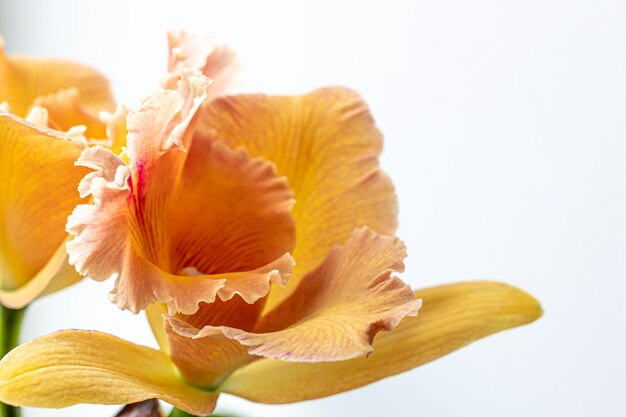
[[169, 407, 236, 417], [0, 304, 26, 417], [169, 408, 195, 417]]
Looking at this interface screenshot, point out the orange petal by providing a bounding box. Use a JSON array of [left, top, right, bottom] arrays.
[[220, 281, 542, 403], [163, 30, 239, 100], [165, 316, 252, 388], [0, 112, 86, 305], [0, 39, 114, 118], [198, 88, 398, 310], [164, 228, 419, 384], [159, 256, 295, 387], [0, 330, 218, 415], [67, 73, 295, 314]]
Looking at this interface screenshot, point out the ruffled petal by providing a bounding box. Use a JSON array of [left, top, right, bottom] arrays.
[[108, 249, 292, 315], [127, 69, 209, 162], [100, 104, 129, 154], [216, 228, 419, 361], [65, 146, 130, 282], [68, 73, 295, 315], [162, 228, 418, 386], [0, 39, 114, 117], [220, 281, 543, 403], [0, 330, 218, 416], [0, 112, 86, 303], [163, 30, 239, 100], [197, 88, 398, 310]]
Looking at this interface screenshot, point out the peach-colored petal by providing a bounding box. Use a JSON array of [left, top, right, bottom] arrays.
[[165, 316, 252, 388], [163, 228, 419, 384], [0, 330, 218, 416], [108, 248, 228, 315], [223, 228, 419, 361], [100, 104, 129, 154], [126, 69, 209, 165], [221, 282, 543, 403], [0, 112, 87, 303], [64, 146, 226, 315], [160, 252, 291, 351], [66, 146, 130, 282], [198, 88, 398, 311], [107, 248, 293, 315], [32, 87, 108, 138], [0, 39, 114, 118], [157, 255, 295, 387], [163, 30, 239, 100], [67, 73, 295, 315]]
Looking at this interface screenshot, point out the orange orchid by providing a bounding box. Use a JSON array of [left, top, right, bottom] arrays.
[[0, 33, 541, 417], [0, 31, 235, 309], [0, 36, 115, 308]]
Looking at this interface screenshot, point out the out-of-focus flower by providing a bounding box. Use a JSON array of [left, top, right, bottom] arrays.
[[0, 37, 115, 308], [0, 33, 542, 416]]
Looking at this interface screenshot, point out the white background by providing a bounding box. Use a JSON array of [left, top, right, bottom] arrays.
[[1, 1, 625, 416]]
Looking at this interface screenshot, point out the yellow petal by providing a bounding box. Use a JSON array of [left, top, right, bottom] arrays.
[[146, 303, 171, 355], [0, 40, 114, 117], [0, 112, 86, 303], [220, 281, 542, 403], [198, 87, 398, 310], [0, 330, 218, 416], [0, 241, 81, 309]]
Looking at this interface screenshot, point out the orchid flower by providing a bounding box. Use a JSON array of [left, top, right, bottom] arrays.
[[0, 31, 235, 309], [0, 36, 114, 308], [0, 35, 541, 415]]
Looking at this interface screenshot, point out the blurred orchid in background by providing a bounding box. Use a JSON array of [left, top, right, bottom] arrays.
[[0, 36, 115, 309]]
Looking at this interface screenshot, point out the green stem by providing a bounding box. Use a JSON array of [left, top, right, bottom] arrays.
[[169, 408, 195, 417], [169, 407, 236, 417], [0, 304, 26, 417]]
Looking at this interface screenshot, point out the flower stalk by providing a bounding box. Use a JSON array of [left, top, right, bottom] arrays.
[[0, 304, 25, 417], [169, 407, 236, 417]]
